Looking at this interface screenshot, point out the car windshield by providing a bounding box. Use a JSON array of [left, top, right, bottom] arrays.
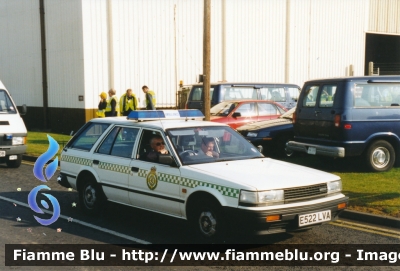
[[210, 101, 238, 116], [167, 126, 263, 165], [0, 89, 17, 114], [279, 107, 296, 120]]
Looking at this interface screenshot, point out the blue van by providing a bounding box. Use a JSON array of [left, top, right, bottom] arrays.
[[184, 82, 300, 111], [287, 76, 400, 172]]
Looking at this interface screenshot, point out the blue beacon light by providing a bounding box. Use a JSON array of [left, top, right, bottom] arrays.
[[127, 110, 204, 121]]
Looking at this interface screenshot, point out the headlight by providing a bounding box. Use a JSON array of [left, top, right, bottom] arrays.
[[327, 180, 342, 194], [247, 132, 258, 137], [240, 190, 284, 205], [12, 136, 26, 145]]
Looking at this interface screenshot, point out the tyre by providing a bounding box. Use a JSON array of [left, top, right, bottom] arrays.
[[365, 140, 395, 172], [6, 154, 22, 168], [276, 135, 295, 158], [189, 197, 225, 242], [79, 177, 105, 214]]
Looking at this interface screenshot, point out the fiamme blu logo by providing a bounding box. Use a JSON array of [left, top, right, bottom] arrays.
[[28, 135, 60, 226]]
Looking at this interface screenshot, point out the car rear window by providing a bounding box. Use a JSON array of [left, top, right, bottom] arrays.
[[68, 122, 110, 151]]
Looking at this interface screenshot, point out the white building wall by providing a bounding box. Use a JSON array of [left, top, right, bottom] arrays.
[[44, 0, 85, 109], [369, 0, 400, 33], [289, 0, 368, 87], [1, 0, 399, 111], [0, 0, 42, 106], [81, 0, 109, 109], [224, 0, 286, 83]]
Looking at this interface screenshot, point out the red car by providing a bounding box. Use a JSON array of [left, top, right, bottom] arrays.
[[210, 100, 287, 129]]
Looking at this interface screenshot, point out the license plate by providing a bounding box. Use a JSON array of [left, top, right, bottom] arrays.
[[299, 210, 331, 227], [307, 147, 316, 155], [0, 151, 5, 157]]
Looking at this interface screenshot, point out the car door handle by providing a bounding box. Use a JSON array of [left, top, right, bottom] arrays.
[[93, 160, 99, 165], [131, 167, 139, 172], [314, 111, 321, 115]]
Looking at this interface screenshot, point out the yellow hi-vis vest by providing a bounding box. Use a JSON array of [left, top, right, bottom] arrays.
[[120, 93, 138, 114], [105, 95, 119, 115], [96, 109, 105, 118], [146, 90, 156, 108]]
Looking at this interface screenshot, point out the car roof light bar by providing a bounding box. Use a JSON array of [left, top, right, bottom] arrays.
[[127, 110, 204, 121]]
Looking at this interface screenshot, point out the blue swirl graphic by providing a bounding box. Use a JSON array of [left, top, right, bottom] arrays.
[[28, 185, 60, 226], [33, 135, 59, 182]]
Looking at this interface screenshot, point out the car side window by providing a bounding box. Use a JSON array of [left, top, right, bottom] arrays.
[[257, 103, 281, 116], [235, 102, 257, 117], [354, 84, 400, 107], [137, 129, 170, 163], [302, 85, 320, 107], [318, 85, 337, 108], [191, 87, 202, 101], [96, 127, 139, 158], [260, 87, 285, 102], [288, 87, 300, 101], [68, 123, 111, 151]]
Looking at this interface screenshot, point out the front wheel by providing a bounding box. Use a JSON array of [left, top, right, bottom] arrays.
[[189, 198, 225, 242], [79, 178, 105, 214], [365, 140, 395, 172], [6, 154, 22, 168]]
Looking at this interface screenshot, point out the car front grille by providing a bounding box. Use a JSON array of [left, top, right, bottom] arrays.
[[284, 183, 327, 203]]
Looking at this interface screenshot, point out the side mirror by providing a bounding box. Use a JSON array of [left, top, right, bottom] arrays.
[[159, 154, 175, 166], [19, 104, 27, 116], [232, 112, 241, 118], [257, 145, 263, 153]]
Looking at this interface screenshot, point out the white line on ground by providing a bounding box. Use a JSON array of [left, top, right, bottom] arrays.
[[331, 219, 400, 239], [0, 195, 151, 245]]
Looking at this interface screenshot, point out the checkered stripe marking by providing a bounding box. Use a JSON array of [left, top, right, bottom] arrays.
[[139, 169, 239, 198], [99, 162, 130, 174], [61, 155, 92, 166]]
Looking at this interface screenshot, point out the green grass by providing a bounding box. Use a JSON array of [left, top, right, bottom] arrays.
[[26, 131, 400, 218], [281, 155, 400, 218], [26, 131, 72, 157]]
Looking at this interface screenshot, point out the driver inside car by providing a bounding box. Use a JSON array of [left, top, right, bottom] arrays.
[[146, 135, 168, 162], [199, 137, 219, 158], [179, 137, 219, 159]]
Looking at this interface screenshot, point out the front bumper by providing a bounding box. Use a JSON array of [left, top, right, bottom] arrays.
[[0, 145, 27, 155], [286, 141, 345, 158], [223, 196, 348, 235]]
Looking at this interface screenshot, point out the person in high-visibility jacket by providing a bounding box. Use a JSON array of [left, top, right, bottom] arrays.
[[105, 88, 119, 117], [96, 92, 107, 118], [142, 85, 156, 110], [120, 88, 138, 116]]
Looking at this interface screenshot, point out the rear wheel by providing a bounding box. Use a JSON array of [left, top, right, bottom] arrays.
[[79, 177, 105, 214], [365, 140, 395, 172], [6, 154, 22, 168]]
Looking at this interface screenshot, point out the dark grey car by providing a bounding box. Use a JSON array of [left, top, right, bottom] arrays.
[[184, 82, 300, 113]]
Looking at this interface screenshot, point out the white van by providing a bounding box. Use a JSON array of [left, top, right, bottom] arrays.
[[0, 80, 27, 168]]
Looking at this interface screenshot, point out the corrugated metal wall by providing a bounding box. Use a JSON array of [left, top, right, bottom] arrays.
[[82, 0, 109, 109], [0, 0, 42, 106], [45, 0, 85, 109], [1, 0, 400, 111], [289, 0, 368, 86], [369, 0, 400, 33]]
